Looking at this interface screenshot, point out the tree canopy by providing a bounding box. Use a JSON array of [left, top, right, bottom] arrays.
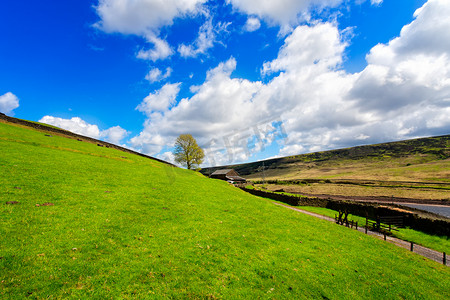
[[173, 134, 205, 170]]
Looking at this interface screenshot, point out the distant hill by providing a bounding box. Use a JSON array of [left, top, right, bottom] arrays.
[[201, 135, 450, 182]]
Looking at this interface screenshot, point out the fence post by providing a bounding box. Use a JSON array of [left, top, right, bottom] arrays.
[[384, 233, 386, 241], [444, 252, 447, 265], [365, 218, 368, 234], [410, 242, 414, 252]]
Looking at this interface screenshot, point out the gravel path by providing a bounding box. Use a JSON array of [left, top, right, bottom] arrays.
[[273, 202, 448, 266]]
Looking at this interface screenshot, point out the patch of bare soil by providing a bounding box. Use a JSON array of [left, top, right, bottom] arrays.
[[35, 202, 54, 207], [6, 201, 20, 205]]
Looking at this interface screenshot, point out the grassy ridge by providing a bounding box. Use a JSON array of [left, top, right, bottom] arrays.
[[1, 122, 449, 298]]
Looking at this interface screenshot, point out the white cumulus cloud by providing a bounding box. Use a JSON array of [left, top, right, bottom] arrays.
[[227, 0, 342, 27], [94, 0, 206, 35], [100, 126, 130, 144], [0, 92, 20, 116], [262, 22, 346, 74], [244, 17, 261, 32], [39, 116, 129, 144], [145, 67, 173, 83], [94, 0, 206, 61], [351, 0, 450, 114], [136, 83, 181, 115], [136, 35, 174, 61]]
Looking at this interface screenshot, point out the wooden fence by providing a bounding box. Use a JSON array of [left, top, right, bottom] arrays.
[[335, 211, 358, 229], [365, 216, 404, 234]]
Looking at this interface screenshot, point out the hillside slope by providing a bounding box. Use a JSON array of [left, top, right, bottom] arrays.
[[1, 121, 449, 298], [202, 135, 450, 183], [0, 113, 173, 166]]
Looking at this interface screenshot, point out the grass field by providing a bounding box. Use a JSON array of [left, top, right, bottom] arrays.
[[1, 121, 449, 298]]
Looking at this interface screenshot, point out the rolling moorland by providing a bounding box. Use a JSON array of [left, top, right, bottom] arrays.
[[201, 135, 450, 181], [201, 135, 450, 204], [1, 117, 449, 298]]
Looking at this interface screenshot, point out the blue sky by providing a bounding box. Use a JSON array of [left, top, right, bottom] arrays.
[[1, 0, 449, 167]]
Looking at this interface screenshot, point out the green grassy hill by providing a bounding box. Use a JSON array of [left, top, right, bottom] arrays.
[[1, 120, 449, 298], [202, 135, 450, 183]]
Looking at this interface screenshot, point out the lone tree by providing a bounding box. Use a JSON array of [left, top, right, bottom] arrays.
[[173, 134, 205, 170]]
